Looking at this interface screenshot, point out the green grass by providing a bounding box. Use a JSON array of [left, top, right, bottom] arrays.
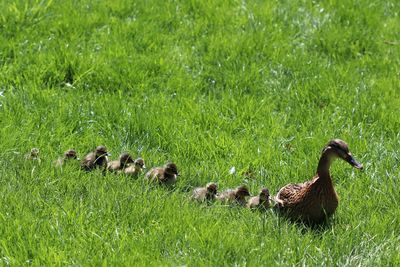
[[1, 0, 400, 265]]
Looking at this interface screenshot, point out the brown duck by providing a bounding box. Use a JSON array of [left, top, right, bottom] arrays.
[[247, 188, 271, 210], [81, 145, 109, 171], [274, 139, 363, 224], [145, 162, 179, 185], [124, 158, 146, 177], [54, 149, 79, 167], [216, 185, 250, 206], [107, 152, 135, 173], [192, 182, 218, 202]]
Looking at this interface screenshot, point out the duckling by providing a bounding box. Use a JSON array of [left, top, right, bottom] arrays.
[[124, 157, 146, 177], [54, 149, 79, 167], [25, 148, 40, 160], [247, 188, 271, 210], [192, 182, 218, 202], [107, 152, 134, 173], [274, 139, 363, 224], [216, 185, 250, 206], [81, 145, 109, 171], [145, 162, 179, 185]]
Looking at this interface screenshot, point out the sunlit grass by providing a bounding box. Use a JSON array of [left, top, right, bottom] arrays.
[[0, 0, 399, 265]]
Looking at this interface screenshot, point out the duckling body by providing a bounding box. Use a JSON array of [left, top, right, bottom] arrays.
[[192, 182, 218, 202], [247, 188, 271, 210], [81, 146, 109, 171], [107, 152, 134, 173], [124, 158, 146, 177], [275, 139, 363, 224], [54, 149, 79, 167], [145, 163, 179, 185], [216, 185, 250, 206]]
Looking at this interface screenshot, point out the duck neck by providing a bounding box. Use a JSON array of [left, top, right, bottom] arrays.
[[316, 152, 333, 181]]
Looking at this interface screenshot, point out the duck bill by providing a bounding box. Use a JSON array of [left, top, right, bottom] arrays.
[[346, 155, 363, 170]]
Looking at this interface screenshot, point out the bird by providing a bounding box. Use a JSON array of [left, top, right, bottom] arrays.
[[274, 139, 363, 225], [81, 145, 109, 171], [145, 162, 179, 185], [25, 148, 40, 160], [123, 158, 146, 177], [216, 185, 251, 206], [192, 182, 218, 202], [247, 188, 271, 210], [107, 152, 134, 173], [54, 149, 79, 167]]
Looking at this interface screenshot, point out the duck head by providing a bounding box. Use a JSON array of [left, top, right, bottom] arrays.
[[64, 149, 79, 160], [30, 148, 40, 157], [206, 182, 218, 195], [259, 188, 270, 201], [235, 185, 251, 198], [95, 146, 109, 158], [323, 139, 363, 170], [134, 158, 146, 169], [165, 162, 179, 177], [119, 152, 134, 165]]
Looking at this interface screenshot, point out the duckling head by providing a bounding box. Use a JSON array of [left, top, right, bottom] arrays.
[[165, 162, 179, 177], [134, 158, 146, 169], [30, 148, 40, 157], [119, 152, 134, 165], [95, 146, 109, 157], [235, 185, 251, 198], [324, 139, 363, 170], [259, 188, 270, 201], [64, 149, 78, 160], [206, 182, 218, 195]]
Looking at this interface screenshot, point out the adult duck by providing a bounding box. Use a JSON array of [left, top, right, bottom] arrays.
[[274, 139, 363, 224]]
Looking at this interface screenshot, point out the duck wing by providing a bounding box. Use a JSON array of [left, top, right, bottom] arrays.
[[275, 181, 313, 206]]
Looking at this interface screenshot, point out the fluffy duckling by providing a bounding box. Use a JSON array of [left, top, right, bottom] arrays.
[[216, 185, 251, 206], [192, 182, 218, 202], [107, 152, 135, 173], [145, 162, 179, 185], [247, 188, 271, 210], [25, 148, 40, 160], [81, 145, 109, 171], [54, 149, 79, 167], [124, 158, 146, 177], [274, 139, 363, 224]]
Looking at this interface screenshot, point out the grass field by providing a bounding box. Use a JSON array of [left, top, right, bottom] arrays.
[[1, 0, 400, 265]]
